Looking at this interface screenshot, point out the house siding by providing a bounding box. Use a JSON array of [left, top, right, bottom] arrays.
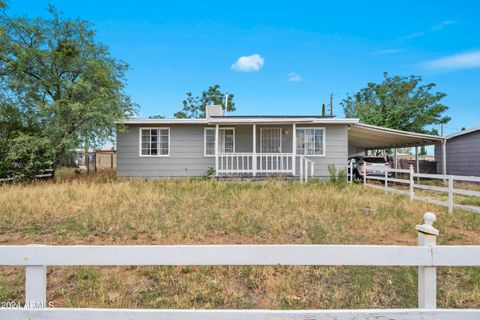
[[435, 130, 480, 176], [117, 123, 348, 178]]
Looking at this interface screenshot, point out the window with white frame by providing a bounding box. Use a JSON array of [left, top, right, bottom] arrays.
[[204, 128, 235, 156], [296, 128, 325, 156], [261, 128, 282, 153], [140, 128, 169, 156]]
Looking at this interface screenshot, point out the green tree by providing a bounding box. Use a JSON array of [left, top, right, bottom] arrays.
[[174, 84, 235, 118], [419, 145, 427, 156], [0, 2, 136, 176], [341, 73, 450, 134]]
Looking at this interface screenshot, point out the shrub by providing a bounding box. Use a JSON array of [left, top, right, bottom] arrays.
[[328, 164, 337, 183], [328, 164, 347, 185], [204, 167, 215, 179], [4, 134, 54, 181]]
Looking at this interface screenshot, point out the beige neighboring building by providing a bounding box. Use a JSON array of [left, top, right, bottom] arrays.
[[96, 150, 117, 170]]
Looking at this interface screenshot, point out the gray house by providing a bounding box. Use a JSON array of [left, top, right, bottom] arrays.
[[435, 127, 480, 177], [116, 105, 443, 180]]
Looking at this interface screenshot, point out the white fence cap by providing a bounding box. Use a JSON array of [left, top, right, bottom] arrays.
[[416, 212, 439, 236]]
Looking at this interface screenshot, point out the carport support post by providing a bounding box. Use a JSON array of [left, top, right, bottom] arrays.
[[442, 138, 447, 182], [393, 148, 397, 178], [416, 212, 438, 309], [415, 146, 420, 183]]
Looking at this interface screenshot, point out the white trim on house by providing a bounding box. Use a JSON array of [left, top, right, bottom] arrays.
[[295, 127, 326, 157], [208, 118, 359, 125], [204, 127, 236, 157], [138, 127, 170, 157], [120, 119, 209, 125], [118, 117, 360, 125], [260, 127, 282, 153]]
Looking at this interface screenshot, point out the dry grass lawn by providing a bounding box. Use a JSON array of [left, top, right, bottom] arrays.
[[0, 171, 479, 309]]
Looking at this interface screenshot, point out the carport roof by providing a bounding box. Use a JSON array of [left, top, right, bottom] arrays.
[[348, 123, 445, 149]]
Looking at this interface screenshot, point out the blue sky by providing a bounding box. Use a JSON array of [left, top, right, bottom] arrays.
[[9, 0, 480, 135]]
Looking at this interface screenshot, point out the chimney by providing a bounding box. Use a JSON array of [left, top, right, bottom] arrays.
[[205, 105, 224, 118]]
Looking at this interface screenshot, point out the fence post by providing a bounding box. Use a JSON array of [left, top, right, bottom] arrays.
[[363, 167, 366, 186], [25, 265, 47, 308], [416, 212, 438, 309], [409, 165, 414, 201], [448, 177, 454, 213], [349, 163, 353, 183], [304, 160, 308, 183], [384, 170, 388, 194], [299, 158, 303, 182]]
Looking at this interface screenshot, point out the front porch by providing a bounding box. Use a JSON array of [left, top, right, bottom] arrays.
[[216, 152, 314, 181], [211, 123, 316, 181]]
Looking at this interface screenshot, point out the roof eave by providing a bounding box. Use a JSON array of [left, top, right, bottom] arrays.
[[447, 127, 480, 139], [116, 118, 360, 125], [352, 123, 444, 141]]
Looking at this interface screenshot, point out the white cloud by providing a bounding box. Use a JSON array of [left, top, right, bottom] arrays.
[[423, 50, 480, 71], [402, 20, 458, 40], [287, 72, 302, 82], [231, 54, 264, 72]]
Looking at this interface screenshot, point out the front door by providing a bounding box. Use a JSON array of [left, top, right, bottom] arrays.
[[260, 128, 282, 153]]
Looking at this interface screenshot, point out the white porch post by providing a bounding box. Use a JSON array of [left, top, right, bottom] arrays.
[[215, 124, 219, 177], [252, 124, 257, 176], [292, 123, 296, 175]]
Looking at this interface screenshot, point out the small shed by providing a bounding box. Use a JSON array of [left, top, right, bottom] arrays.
[[96, 149, 117, 170], [435, 127, 480, 177]]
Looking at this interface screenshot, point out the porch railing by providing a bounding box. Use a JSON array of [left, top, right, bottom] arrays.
[[216, 153, 315, 182]]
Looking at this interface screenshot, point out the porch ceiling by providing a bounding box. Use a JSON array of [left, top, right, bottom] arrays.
[[348, 123, 444, 149]]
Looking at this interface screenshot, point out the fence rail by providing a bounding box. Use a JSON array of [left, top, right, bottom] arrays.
[[4, 308, 480, 320], [0, 213, 479, 319], [0, 169, 54, 183], [361, 165, 480, 214]]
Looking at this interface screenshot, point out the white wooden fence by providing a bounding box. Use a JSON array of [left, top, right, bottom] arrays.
[[358, 164, 480, 214], [0, 169, 54, 183], [1, 213, 480, 319]]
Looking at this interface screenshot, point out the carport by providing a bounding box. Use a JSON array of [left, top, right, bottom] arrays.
[[347, 123, 446, 174]]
